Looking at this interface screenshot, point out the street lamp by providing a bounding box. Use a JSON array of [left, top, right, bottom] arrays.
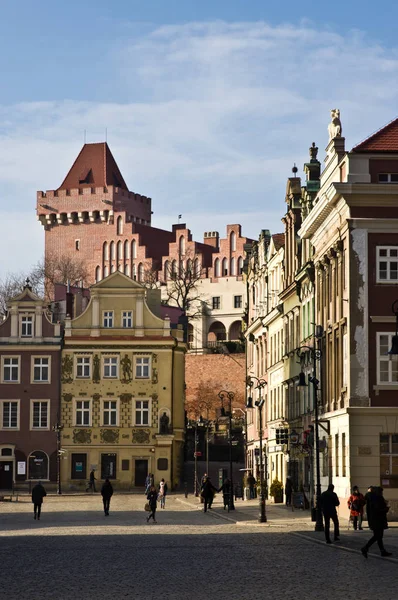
[[388, 300, 398, 356], [296, 325, 324, 533], [187, 420, 200, 496], [246, 377, 267, 523], [52, 420, 64, 495], [218, 390, 235, 511], [198, 415, 210, 475]]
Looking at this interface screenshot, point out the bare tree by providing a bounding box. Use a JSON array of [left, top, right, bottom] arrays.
[[163, 251, 206, 316], [0, 273, 29, 317]]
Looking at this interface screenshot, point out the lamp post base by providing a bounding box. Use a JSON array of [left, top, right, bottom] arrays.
[[315, 507, 324, 532], [258, 494, 267, 523]]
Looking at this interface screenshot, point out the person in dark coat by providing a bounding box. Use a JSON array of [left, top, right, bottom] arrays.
[[285, 476, 293, 506], [101, 478, 113, 516], [32, 481, 47, 520], [361, 487, 392, 558], [201, 476, 217, 513], [247, 472, 256, 499], [218, 478, 231, 510], [320, 483, 340, 543], [86, 469, 96, 492], [146, 485, 158, 523]]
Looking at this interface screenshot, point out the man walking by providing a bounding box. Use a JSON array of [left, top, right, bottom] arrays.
[[285, 476, 293, 506], [86, 469, 96, 492], [320, 483, 340, 544], [101, 478, 113, 516], [361, 486, 392, 558], [32, 481, 47, 520], [201, 476, 217, 513]]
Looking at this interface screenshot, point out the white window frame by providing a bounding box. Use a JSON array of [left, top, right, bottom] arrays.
[[1, 355, 20, 383], [30, 399, 50, 430], [377, 332, 398, 384], [122, 311, 133, 328], [103, 311, 114, 328], [377, 246, 398, 283], [74, 399, 92, 426], [0, 399, 20, 430], [135, 356, 151, 379], [21, 315, 33, 337], [102, 399, 119, 426], [103, 356, 119, 379], [76, 356, 91, 379], [31, 356, 51, 383], [134, 398, 151, 426]]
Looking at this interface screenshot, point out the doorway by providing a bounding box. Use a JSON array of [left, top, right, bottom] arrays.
[[0, 461, 13, 489], [101, 454, 117, 480], [135, 459, 148, 487]]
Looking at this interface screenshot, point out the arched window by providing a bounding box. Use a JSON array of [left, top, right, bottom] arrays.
[[230, 258, 235, 276], [179, 260, 184, 277], [171, 260, 177, 279], [117, 216, 123, 235], [186, 259, 192, 275], [230, 231, 236, 252], [238, 256, 243, 275], [117, 241, 123, 260], [132, 264, 137, 280], [194, 258, 200, 277], [138, 263, 144, 282], [124, 240, 130, 259], [104, 265, 109, 277], [132, 239, 137, 259], [111, 264, 115, 273], [110, 241, 115, 260], [124, 264, 130, 276], [222, 258, 228, 276], [103, 242, 109, 261], [179, 235, 185, 256], [214, 258, 220, 277], [28, 450, 49, 480], [164, 260, 170, 281], [95, 266, 101, 282]]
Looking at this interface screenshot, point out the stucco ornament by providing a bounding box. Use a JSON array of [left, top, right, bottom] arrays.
[[121, 354, 132, 383], [73, 429, 92, 444], [328, 109, 342, 141], [100, 429, 119, 444], [61, 355, 73, 383], [132, 428, 150, 444], [93, 354, 100, 383]]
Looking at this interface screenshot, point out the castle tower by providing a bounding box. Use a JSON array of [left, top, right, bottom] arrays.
[[36, 142, 152, 288]]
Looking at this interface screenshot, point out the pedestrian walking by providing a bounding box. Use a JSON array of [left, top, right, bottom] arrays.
[[158, 478, 168, 509], [201, 476, 217, 513], [285, 476, 293, 506], [218, 478, 231, 510], [361, 486, 392, 558], [86, 469, 96, 492], [144, 473, 151, 495], [247, 472, 256, 499], [32, 481, 47, 520], [347, 486, 365, 530], [146, 485, 158, 523], [320, 483, 340, 544], [101, 478, 113, 516]]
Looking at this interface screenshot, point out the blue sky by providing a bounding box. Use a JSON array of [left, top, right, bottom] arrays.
[[1, 1, 398, 275]]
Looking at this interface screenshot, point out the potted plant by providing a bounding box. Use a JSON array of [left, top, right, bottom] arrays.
[[270, 478, 283, 503]]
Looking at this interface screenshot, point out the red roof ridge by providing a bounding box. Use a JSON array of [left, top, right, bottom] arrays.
[[352, 116, 398, 153]]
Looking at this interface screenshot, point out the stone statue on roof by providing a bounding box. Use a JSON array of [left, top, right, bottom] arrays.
[[328, 109, 342, 141]]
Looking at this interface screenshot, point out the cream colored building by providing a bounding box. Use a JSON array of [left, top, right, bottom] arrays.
[[60, 271, 186, 490]]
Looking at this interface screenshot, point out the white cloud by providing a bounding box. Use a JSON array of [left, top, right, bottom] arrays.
[[1, 20, 398, 276]]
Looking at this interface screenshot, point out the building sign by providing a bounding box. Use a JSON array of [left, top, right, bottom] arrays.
[[17, 462, 26, 475], [358, 446, 372, 456], [75, 462, 83, 473]]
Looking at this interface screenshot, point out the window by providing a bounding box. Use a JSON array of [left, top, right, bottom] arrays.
[[122, 311, 133, 328], [342, 432, 346, 477], [76, 357, 90, 378], [230, 231, 236, 252], [378, 173, 398, 183], [21, 316, 33, 337], [234, 295, 242, 309], [380, 434, 398, 487], [103, 400, 118, 426], [33, 357, 49, 382], [212, 297, 221, 310], [1, 401, 19, 428], [95, 266, 101, 282], [103, 311, 113, 328], [75, 239, 80, 251], [75, 400, 91, 426], [135, 400, 150, 425], [117, 216, 123, 235], [377, 333, 398, 384], [377, 247, 398, 282], [136, 357, 150, 379], [32, 401, 49, 429], [3, 357, 19, 382], [335, 434, 339, 477], [103, 357, 118, 378]]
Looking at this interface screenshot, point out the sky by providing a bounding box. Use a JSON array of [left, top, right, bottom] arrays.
[[1, 0, 398, 277]]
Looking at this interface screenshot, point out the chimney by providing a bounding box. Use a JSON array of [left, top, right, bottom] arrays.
[[203, 231, 219, 249]]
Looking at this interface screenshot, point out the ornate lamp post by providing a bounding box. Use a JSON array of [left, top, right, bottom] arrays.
[[218, 390, 235, 511], [246, 377, 267, 523], [52, 420, 64, 495], [187, 420, 200, 497], [296, 325, 324, 533]]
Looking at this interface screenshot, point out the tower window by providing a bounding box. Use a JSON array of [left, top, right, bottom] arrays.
[[75, 240, 80, 251]]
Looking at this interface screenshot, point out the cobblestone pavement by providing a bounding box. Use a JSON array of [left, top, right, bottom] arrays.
[[1, 495, 398, 600]]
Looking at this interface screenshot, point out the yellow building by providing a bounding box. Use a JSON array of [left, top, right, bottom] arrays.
[[60, 272, 186, 490]]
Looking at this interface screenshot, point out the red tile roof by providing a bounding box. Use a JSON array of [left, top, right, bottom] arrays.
[[352, 117, 398, 153], [272, 233, 285, 250], [58, 142, 129, 190]]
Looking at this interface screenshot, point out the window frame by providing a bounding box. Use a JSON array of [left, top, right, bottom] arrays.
[[1, 355, 21, 384], [102, 399, 119, 426], [133, 398, 151, 426], [376, 246, 398, 283], [122, 310, 133, 328], [378, 173, 398, 183], [0, 399, 20, 430], [212, 296, 221, 310], [135, 356, 151, 379], [103, 356, 119, 379], [103, 311, 114, 328], [30, 399, 50, 430], [20, 314, 34, 337], [377, 332, 398, 384], [75, 355, 91, 379], [234, 295, 242, 309], [74, 398, 92, 427], [380, 433, 398, 487], [31, 355, 51, 383]]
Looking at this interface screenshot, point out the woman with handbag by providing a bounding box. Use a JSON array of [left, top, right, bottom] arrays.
[[347, 486, 365, 530], [146, 485, 158, 523]]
